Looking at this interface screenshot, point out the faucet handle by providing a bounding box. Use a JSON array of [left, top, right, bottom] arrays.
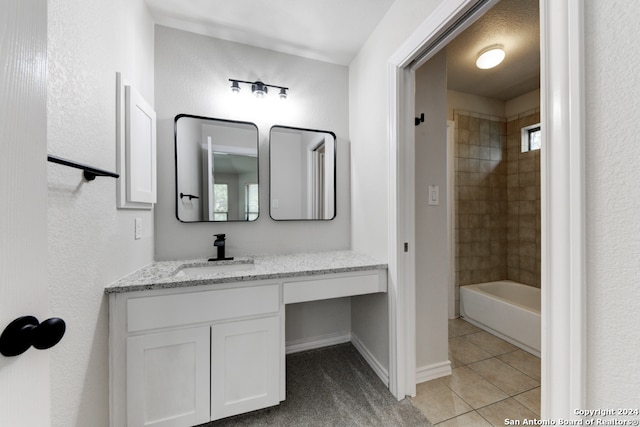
[[214, 234, 226, 240]]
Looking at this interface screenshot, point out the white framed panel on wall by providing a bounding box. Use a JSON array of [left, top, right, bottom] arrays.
[[116, 72, 157, 209]]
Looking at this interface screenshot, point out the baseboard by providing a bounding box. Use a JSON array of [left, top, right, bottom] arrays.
[[351, 333, 389, 387], [285, 331, 351, 354], [416, 360, 452, 384]]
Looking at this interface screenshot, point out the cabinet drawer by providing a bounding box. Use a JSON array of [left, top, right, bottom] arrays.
[[127, 284, 279, 332], [283, 271, 386, 304]]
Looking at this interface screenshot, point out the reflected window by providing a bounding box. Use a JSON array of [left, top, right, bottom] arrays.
[[245, 184, 259, 221], [213, 184, 228, 221]]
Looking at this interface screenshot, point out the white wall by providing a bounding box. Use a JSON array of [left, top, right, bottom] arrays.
[[348, 0, 448, 382], [47, 0, 155, 426], [349, 0, 445, 262], [447, 89, 506, 119], [154, 26, 352, 348], [414, 51, 449, 372], [349, 0, 640, 406], [155, 25, 350, 259], [584, 0, 640, 407]]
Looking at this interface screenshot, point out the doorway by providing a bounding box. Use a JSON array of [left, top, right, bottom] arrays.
[[387, 0, 586, 418]]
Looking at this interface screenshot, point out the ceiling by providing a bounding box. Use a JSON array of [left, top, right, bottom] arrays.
[[144, 0, 396, 65], [145, 0, 540, 101], [445, 0, 540, 101]]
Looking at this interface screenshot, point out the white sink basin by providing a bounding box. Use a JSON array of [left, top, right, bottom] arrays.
[[174, 261, 254, 277]]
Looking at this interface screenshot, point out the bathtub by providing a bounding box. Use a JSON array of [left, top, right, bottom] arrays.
[[460, 280, 540, 357]]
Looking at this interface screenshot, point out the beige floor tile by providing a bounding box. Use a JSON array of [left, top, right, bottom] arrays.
[[412, 379, 473, 424], [449, 337, 493, 365], [498, 350, 541, 382], [468, 358, 539, 396], [464, 331, 518, 356], [477, 398, 538, 427], [449, 353, 465, 368], [449, 318, 481, 338], [436, 411, 492, 427], [513, 387, 541, 416], [441, 366, 508, 409]]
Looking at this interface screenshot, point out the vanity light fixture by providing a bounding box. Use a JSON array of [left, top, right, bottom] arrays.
[[229, 79, 289, 99], [475, 45, 505, 69]]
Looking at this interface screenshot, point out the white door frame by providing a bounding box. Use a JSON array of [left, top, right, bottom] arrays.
[[387, 0, 586, 418]]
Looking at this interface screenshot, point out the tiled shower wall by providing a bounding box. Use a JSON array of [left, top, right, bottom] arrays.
[[506, 110, 541, 287], [454, 110, 540, 314]]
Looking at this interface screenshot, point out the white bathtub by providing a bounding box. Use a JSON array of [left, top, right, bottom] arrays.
[[460, 280, 541, 357]]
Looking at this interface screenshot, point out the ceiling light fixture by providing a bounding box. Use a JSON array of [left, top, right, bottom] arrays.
[[475, 45, 505, 69], [229, 79, 289, 99]]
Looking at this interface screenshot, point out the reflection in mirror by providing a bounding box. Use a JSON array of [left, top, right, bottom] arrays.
[[269, 126, 336, 220], [175, 115, 259, 222]]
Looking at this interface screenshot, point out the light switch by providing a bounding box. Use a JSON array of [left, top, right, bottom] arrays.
[[272, 199, 279, 209], [428, 185, 439, 206], [134, 218, 142, 240]]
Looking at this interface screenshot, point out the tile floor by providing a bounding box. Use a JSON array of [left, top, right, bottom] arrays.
[[412, 318, 541, 426]]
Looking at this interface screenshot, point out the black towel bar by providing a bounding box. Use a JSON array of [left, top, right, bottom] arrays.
[[47, 154, 119, 181]]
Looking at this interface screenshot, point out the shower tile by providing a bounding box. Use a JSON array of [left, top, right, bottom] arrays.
[[458, 114, 470, 129], [412, 379, 473, 424], [479, 146, 492, 160], [519, 171, 537, 186], [477, 398, 538, 427], [514, 387, 541, 416], [441, 366, 508, 409], [498, 350, 541, 382], [437, 411, 492, 427], [520, 185, 537, 200], [470, 132, 480, 146], [458, 129, 469, 144], [464, 332, 518, 357], [469, 116, 480, 132], [458, 143, 470, 158], [469, 144, 480, 159], [468, 358, 539, 396]]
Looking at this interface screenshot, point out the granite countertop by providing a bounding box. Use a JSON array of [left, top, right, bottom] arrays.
[[105, 250, 387, 294]]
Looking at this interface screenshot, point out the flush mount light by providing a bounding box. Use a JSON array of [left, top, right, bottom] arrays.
[[228, 79, 289, 99], [475, 45, 505, 69]]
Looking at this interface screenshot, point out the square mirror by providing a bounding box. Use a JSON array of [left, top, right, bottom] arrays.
[[175, 115, 259, 222], [269, 125, 336, 220]]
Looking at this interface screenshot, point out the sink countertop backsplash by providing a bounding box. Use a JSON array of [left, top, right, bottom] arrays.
[[105, 250, 387, 294]]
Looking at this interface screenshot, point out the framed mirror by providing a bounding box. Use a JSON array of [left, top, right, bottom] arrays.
[[269, 125, 336, 220], [175, 115, 259, 222]]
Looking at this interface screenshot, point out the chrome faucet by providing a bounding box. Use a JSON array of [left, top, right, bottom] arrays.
[[209, 234, 234, 261]]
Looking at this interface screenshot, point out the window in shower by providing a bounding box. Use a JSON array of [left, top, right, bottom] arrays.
[[521, 123, 541, 152]]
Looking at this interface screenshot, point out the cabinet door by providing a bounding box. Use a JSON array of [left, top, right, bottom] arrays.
[[127, 327, 210, 427], [211, 316, 280, 420]]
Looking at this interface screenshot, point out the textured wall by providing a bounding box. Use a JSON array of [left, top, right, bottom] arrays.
[[47, 0, 155, 425], [154, 26, 350, 260], [154, 26, 352, 347], [584, 0, 640, 407]]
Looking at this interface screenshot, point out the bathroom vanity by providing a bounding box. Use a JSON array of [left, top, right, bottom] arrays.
[[106, 251, 387, 427]]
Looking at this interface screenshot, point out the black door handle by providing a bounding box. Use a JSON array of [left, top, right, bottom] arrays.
[[0, 316, 66, 357]]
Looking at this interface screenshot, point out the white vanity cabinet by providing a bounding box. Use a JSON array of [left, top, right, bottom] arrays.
[[109, 282, 283, 427], [107, 251, 389, 427]]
